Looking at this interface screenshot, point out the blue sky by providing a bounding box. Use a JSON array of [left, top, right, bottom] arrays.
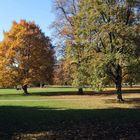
[[0, 0, 55, 41]]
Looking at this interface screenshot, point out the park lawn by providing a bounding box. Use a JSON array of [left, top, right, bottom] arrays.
[[0, 87, 139, 109], [0, 88, 139, 139]]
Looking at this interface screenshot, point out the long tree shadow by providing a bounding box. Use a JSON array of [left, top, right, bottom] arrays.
[[122, 89, 140, 93], [0, 106, 139, 139], [105, 98, 140, 108], [30, 91, 78, 96], [29, 88, 140, 96], [92, 89, 140, 96], [0, 88, 139, 97]]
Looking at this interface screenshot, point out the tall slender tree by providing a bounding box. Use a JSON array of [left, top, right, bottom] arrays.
[[52, 0, 86, 94]]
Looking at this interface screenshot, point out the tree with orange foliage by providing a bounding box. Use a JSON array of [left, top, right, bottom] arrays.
[[0, 20, 54, 94], [53, 59, 72, 85]]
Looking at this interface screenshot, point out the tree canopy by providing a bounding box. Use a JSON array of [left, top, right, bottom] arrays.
[[0, 20, 55, 94], [53, 0, 140, 100]]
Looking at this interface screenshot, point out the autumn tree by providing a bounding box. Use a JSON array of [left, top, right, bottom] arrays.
[[0, 20, 54, 94], [53, 59, 72, 85]]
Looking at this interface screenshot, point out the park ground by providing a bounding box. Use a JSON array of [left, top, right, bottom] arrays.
[[0, 87, 139, 140]]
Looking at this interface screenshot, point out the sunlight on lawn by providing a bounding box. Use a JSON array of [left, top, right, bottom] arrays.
[[0, 87, 139, 110]]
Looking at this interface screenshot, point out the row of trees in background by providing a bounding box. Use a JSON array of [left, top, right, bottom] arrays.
[[0, 20, 55, 94], [52, 0, 140, 101]]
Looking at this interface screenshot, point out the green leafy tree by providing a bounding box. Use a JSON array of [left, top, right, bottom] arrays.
[[52, 0, 140, 99], [52, 0, 86, 94], [123, 58, 140, 87], [71, 0, 140, 101]]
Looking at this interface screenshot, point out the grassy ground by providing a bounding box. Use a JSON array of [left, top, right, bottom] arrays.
[[0, 87, 139, 140]]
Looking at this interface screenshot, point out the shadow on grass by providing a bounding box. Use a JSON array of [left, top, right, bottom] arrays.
[[105, 98, 140, 108], [29, 89, 140, 96], [0, 106, 139, 139], [0, 88, 140, 97], [93, 89, 140, 96], [30, 91, 79, 96]]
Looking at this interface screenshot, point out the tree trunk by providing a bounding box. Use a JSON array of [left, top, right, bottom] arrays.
[[22, 85, 29, 95], [116, 81, 123, 102], [115, 65, 124, 102], [40, 82, 43, 88], [78, 88, 84, 95], [129, 79, 133, 88]]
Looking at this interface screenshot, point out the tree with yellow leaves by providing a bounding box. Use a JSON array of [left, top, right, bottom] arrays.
[[0, 20, 54, 94]]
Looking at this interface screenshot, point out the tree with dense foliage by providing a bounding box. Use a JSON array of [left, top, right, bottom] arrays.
[[53, 0, 140, 101], [0, 20, 54, 94], [123, 58, 140, 87], [73, 0, 140, 101]]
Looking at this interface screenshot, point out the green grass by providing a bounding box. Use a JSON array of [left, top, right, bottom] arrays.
[[0, 87, 139, 139]]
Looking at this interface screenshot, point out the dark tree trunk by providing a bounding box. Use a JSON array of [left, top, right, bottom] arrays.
[[78, 88, 84, 95], [115, 65, 124, 102], [22, 85, 29, 95], [129, 79, 133, 88], [116, 81, 123, 102]]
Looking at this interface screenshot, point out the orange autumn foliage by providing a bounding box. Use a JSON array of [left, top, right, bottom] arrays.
[[0, 20, 54, 88]]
